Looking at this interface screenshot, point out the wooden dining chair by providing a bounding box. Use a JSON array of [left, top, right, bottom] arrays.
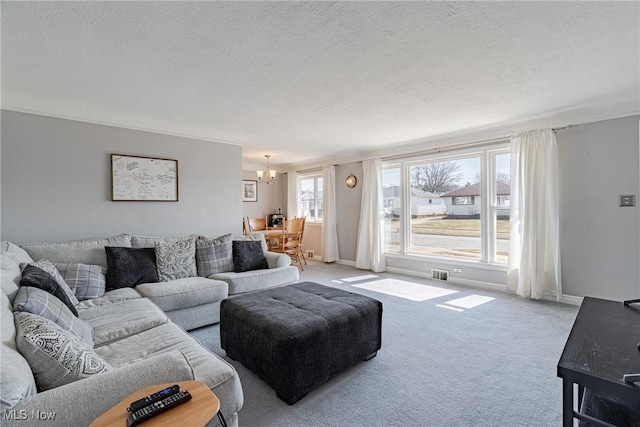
[[295, 217, 307, 266], [247, 217, 267, 231], [280, 218, 305, 270]]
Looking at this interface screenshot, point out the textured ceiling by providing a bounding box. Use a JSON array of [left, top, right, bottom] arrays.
[[2, 2, 638, 168]]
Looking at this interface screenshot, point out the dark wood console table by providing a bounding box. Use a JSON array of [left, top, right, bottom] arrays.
[[557, 297, 640, 426]]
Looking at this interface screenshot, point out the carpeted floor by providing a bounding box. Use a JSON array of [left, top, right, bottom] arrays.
[[190, 260, 579, 427]]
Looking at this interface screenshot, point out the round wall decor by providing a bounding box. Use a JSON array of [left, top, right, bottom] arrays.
[[345, 174, 357, 188]]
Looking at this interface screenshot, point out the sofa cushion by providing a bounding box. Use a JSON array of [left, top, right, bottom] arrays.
[[13, 286, 94, 347], [1, 241, 34, 266], [1, 254, 23, 302], [94, 322, 243, 419], [25, 259, 80, 307], [211, 265, 300, 295], [136, 277, 228, 312], [155, 238, 197, 281], [79, 298, 169, 346], [0, 346, 37, 412], [20, 265, 78, 317], [75, 288, 142, 310], [20, 234, 132, 267], [196, 234, 233, 276], [55, 263, 106, 301], [14, 312, 112, 391], [105, 247, 158, 291], [232, 240, 268, 273]]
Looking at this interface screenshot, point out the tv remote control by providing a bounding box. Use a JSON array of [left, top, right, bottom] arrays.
[[127, 384, 180, 412], [126, 390, 192, 427]]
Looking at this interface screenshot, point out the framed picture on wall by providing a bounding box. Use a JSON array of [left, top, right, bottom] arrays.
[[242, 180, 258, 202], [111, 154, 178, 201]]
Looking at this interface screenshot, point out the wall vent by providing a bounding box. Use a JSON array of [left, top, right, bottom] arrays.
[[431, 268, 449, 281], [306, 250, 315, 259]]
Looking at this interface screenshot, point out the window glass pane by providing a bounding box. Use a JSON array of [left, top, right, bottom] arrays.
[[382, 166, 401, 252], [409, 157, 481, 261], [495, 153, 511, 264], [299, 178, 315, 219]]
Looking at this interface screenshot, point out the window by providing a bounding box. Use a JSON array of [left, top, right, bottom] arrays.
[[383, 144, 511, 265], [453, 196, 474, 205], [299, 174, 323, 221], [382, 165, 401, 253]]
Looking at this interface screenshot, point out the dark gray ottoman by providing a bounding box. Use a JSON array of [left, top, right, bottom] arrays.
[[220, 281, 382, 405]]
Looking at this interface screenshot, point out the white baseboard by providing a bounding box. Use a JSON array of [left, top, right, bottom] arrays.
[[557, 294, 584, 306], [336, 264, 584, 305], [386, 267, 506, 292]]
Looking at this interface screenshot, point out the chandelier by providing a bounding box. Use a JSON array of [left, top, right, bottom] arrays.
[[256, 154, 277, 184]]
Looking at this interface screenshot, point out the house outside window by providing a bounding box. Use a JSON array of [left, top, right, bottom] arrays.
[[299, 174, 323, 221]]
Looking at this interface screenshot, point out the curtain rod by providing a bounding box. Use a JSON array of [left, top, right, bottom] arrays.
[[553, 124, 578, 133], [382, 124, 578, 162], [382, 136, 509, 162], [295, 124, 578, 171]]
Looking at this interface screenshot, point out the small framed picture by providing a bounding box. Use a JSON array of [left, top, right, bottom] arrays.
[[242, 180, 258, 202]]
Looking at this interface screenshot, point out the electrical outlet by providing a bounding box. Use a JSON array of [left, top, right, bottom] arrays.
[[619, 195, 636, 207], [453, 268, 462, 273]]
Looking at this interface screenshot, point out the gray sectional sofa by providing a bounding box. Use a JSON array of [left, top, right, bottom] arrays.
[[0, 233, 300, 426]]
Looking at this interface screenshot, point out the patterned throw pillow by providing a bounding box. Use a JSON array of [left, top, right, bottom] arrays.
[[20, 265, 79, 317], [155, 238, 197, 282], [232, 240, 269, 273], [14, 312, 112, 391], [13, 286, 94, 347], [195, 234, 233, 276], [23, 259, 79, 307], [55, 263, 106, 300]]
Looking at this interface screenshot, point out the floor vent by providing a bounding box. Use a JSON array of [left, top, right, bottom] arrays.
[[306, 250, 315, 259], [431, 269, 449, 281]]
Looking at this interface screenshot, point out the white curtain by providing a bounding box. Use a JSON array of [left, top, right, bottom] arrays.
[[507, 129, 562, 300], [321, 165, 340, 262], [286, 171, 299, 220], [355, 158, 386, 272]]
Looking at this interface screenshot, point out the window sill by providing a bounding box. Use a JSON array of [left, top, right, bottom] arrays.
[[385, 252, 508, 272]]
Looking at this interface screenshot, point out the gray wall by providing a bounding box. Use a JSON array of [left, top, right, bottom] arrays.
[[335, 162, 363, 262], [241, 170, 285, 222], [558, 115, 639, 300], [1, 110, 243, 244]]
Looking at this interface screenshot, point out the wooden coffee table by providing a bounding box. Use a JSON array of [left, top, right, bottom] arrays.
[[90, 380, 226, 427]]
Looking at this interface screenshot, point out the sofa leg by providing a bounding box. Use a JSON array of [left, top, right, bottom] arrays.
[[364, 351, 377, 361]]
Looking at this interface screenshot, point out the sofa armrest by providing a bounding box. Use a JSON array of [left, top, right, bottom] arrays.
[[5, 351, 194, 427], [264, 251, 291, 268]]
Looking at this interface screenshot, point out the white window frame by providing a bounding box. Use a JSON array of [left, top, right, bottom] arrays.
[[298, 172, 323, 222], [383, 142, 510, 265]]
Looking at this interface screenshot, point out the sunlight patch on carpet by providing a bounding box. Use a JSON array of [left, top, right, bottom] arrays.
[[341, 274, 379, 283], [436, 304, 464, 312], [444, 295, 495, 309], [352, 278, 458, 301]]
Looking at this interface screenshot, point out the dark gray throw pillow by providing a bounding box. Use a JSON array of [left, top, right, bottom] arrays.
[[233, 240, 269, 273], [20, 265, 79, 317], [105, 247, 158, 290]]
